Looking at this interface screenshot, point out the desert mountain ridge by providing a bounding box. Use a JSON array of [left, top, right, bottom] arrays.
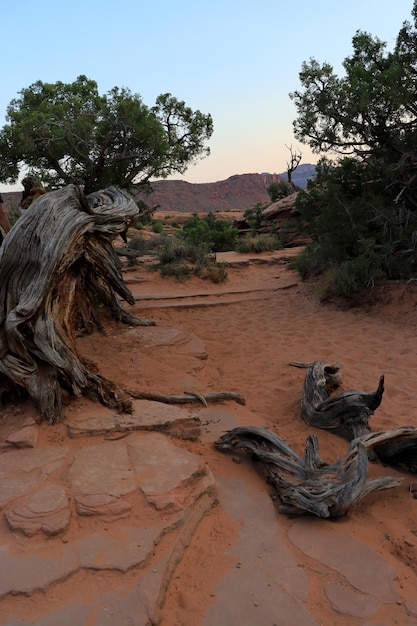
[[134, 163, 316, 213], [1, 164, 316, 214]]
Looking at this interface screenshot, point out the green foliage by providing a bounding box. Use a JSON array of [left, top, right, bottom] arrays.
[[127, 235, 150, 253], [0, 76, 213, 194], [267, 180, 292, 202], [127, 233, 227, 283], [290, 3, 417, 295], [156, 236, 227, 282], [290, 4, 417, 213], [243, 203, 267, 232], [181, 212, 238, 252], [292, 156, 417, 294], [151, 220, 164, 234]]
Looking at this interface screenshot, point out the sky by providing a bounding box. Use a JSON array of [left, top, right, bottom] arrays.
[[0, 0, 415, 191]]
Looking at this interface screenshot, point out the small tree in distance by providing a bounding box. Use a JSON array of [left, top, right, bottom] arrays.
[[285, 144, 302, 188], [267, 180, 293, 202]]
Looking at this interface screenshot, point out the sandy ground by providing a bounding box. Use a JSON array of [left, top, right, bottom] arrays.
[[2, 248, 417, 624], [96, 251, 417, 624]]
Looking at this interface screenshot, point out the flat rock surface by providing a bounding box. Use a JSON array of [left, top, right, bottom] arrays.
[[288, 520, 399, 603], [0, 446, 68, 508], [1, 256, 417, 625], [67, 399, 201, 440], [5, 485, 70, 536]]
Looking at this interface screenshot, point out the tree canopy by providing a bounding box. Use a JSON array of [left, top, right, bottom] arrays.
[[290, 1, 417, 295], [0, 76, 213, 194]]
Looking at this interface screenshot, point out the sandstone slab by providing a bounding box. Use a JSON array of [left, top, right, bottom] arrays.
[[288, 520, 399, 603], [5, 485, 70, 536], [203, 477, 317, 626], [76, 523, 175, 572], [127, 326, 208, 359], [3, 417, 39, 449], [1, 464, 217, 624], [69, 440, 135, 516], [67, 399, 201, 440], [324, 583, 380, 617], [0, 446, 68, 508], [127, 431, 215, 510], [0, 543, 78, 599], [74, 493, 131, 517]]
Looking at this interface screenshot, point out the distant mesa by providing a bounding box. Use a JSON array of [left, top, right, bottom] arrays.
[[1, 165, 316, 215], [134, 164, 316, 213]]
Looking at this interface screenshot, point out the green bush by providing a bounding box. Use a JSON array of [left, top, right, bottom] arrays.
[[243, 203, 266, 232], [150, 235, 227, 283], [151, 220, 164, 234], [128, 234, 165, 254], [181, 212, 238, 252], [292, 156, 417, 296], [267, 180, 293, 202]]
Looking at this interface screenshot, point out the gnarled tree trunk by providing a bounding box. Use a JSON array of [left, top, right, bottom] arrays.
[[215, 425, 403, 518], [0, 184, 151, 423], [297, 360, 384, 440]]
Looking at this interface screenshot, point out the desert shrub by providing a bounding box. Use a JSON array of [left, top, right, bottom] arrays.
[[181, 212, 238, 252], [200, 262, 228, 283], [237, 234, 283, 253], [151, 220, 164, 233], [243, 203, 266, 232], [155, 236, 207, 264], [267, 180, 292, 202], [128, 235, 149, 253], [151, 235, 227, 283], [290, 243, 329, 279], [159, 261, 193, 280], [128, 234, 166, 254], [292, 156, 417, 295]]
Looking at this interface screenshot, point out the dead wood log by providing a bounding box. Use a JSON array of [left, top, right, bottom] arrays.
[[298, 360, 384, 441], [215, 426, 402, 518], [357, 426, 417, 472], [0, 184, 153, 423], [127, 389, 246, 407]]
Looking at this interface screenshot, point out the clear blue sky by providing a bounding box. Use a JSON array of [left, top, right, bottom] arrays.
[[0, 0, 414, 190]]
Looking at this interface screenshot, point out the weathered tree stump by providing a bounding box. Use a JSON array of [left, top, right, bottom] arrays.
[[215, 426, 403, 518], [359, 426, 417, 473], [0, 184, 152, 423], [297, 360, 384, 441]]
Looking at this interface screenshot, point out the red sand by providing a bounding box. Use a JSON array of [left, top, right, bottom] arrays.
[[2, 250, 417, 625]]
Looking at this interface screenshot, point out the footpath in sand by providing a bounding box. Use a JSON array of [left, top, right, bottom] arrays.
[[1, 249, 417, 625]]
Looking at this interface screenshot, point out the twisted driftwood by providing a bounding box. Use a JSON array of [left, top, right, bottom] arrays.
[[215, 426, 403, 518], [296, 360, 384, 441], [360, 426, 417, 472], [127, 389, 246, 407], [0, 184, 153, 423]]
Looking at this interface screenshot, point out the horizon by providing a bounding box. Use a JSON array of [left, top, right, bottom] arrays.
[[0, 165, 315, 195], [1, 1, 413, 192]]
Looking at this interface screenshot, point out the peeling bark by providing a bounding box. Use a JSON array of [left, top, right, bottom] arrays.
[[298, 360, 384, 440], [215, 426, 403, 518], [0, 184, 151, 423]]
